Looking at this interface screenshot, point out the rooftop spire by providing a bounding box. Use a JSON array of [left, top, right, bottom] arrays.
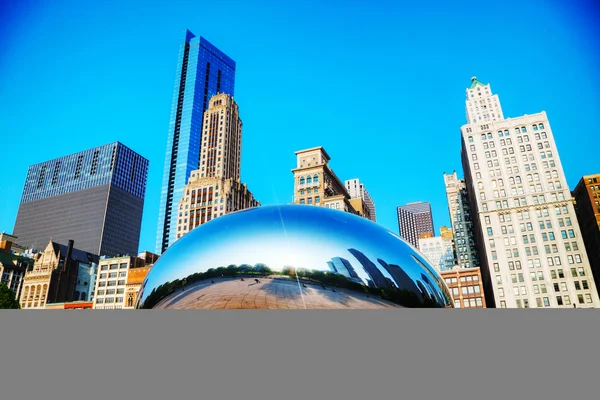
[[469, 76, 487, 89]]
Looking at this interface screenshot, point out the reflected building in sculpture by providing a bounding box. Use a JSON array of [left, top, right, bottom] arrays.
[[157, 30, 236, 253], [327, 256, 362, 284], [175, 94, 259, 240]]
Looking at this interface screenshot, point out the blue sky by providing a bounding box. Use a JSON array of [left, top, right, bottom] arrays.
[[1, 0, 599, 253]]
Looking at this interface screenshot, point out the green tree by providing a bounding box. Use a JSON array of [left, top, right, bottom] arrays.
[[0, 283, 20, 309]]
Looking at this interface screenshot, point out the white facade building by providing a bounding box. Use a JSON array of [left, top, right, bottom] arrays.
[[93, 256, 133, 310], [345, 178, 376, 221], [461, 78, 600, 308], [465, 77, 504, 124], [418, 236, 456, 272]]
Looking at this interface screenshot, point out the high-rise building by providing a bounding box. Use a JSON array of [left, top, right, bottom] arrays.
[[20, 239, 99, 309], [176, 94, 259, 239], [13, 142, 148, 257], [157, 30, 236, 254], [292, 147, 357, 214], [418, 227, 456, 272], [572, 174, 600, 298], [396, 202, 434, 249], [443, 172, 480, 269], [460, 77, 600, 308], [345, 179, 376, 221]]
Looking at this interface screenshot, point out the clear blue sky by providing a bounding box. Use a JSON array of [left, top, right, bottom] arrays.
[[1, 0, 599, 253]]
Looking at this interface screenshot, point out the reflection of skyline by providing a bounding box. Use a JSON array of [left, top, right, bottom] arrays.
[[377, 258, 422, 300], [347, 248, 392, 289], [328, 257, 362, 283], [421, 273, 445, 305], [138, 205, 453, 308]]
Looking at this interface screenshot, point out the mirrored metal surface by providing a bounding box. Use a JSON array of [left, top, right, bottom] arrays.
[[137, 205, 453, 309]]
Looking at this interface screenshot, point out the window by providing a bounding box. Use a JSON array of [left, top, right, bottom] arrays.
[[585, 294, 593, 303], [543, 297, 550, 307]]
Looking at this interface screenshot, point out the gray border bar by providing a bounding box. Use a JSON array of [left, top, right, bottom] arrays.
[[1, 310, 599, 400]]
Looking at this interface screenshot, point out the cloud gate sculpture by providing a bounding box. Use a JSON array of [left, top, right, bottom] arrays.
[[136, 205, 453, 309]]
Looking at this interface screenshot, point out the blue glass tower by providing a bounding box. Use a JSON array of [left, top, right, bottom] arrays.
[[156, 30, 236, 253]]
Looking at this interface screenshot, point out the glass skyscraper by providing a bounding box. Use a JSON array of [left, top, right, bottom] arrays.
[[156, 29, 236, 253], [13, 142, 149, 257]]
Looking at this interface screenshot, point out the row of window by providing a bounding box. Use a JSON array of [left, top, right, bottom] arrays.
[[503, 293, 593, 308], [97, 288, 125, 296], [97, 280, 126, 287], [299, 197, 321, 205], [468, 124, 546, 142], [96, 297, 124, 304], [98, 271, 127, 279], [299, 175, 319, 185], [100, 263, 128, 271], [454, 298, 484, 308]]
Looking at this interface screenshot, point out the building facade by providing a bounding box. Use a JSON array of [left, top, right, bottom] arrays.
[[125, 264, 153, 309], [443, 172, 481, 269], [461, 78, 600, 308], [572, 174, 600, 298], [157, 30, 236, 254], [175, 94, 259, 240], [93, 254, 157, 309], [396, 202, 434, 249], [418, 227, 456, 272], [292, 147, 357, 214], [441, 267, 486, 308], [13, 142, 148, 257], [20, 240, 99, 309], [345, 178, 376, 221]]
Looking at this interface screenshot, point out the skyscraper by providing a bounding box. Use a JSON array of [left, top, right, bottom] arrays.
[[443, 171, 480, 269], [396, 202, 434, 248], [345, 178, 376, 221], [13, 142, 148, 257], [175, 94, 259, 239], [157, 30, 236, 253], [460, 77, 600, 308]]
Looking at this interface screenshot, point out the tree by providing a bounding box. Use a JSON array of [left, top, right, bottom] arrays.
[[0, 283, 20, 309]]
